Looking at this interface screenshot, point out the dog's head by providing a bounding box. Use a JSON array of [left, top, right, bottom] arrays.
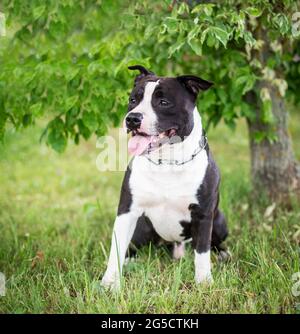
[[125, 65, 213, 156]]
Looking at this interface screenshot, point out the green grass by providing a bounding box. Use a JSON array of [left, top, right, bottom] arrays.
[[0, 115, 299, 314]]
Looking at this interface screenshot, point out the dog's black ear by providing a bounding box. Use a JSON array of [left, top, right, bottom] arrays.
[[128, 65, 154, 76], [177, 75, 213, 98], [128, 65, 155, 85]]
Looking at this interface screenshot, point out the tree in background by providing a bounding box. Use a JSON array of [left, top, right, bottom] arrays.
[[0, 0, 300, 203]]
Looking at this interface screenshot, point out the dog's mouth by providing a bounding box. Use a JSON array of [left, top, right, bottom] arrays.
[[128, 128, 177, 156]]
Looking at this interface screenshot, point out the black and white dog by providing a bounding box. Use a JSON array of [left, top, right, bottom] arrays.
[[101, 65, 228, 290]]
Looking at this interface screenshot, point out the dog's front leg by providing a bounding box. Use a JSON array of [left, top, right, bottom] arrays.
[[101, 212, 138, 290], [189, 204, 213, 284]]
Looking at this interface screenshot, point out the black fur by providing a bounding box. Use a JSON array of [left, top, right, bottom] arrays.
[[128, 214, 161, 256], [117, 166, 132, 215]]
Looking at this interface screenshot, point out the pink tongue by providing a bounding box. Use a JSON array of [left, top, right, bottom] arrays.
[[128, 135, 153, 156]]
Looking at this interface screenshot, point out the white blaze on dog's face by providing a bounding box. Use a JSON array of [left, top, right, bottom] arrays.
[[129, 81, 159, 134], [126, 81, 161, 156], [124, 65, 213, 156]]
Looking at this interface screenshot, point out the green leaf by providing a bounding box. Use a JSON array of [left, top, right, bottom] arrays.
[[217, 89, 227, 104], [243, 31, 256, 47], [29, 102, 42, 116], [77, 119, 91, 140], [200, 28, 209, 44], [203, 4, 215, 16], [199, 90, 216, 110], [22, 114, 32, 127], [177, 2, 189, 15], [192, 4, 215, 16], [235, 72, 256, 95], [48, 130, 67, 153], [33, 5, 46, 21], [164, 17, 179, 33], [210, 27, 229, 48], [65, 109, 77, 129], [87, 61, 103, 75], [47, 119, 67, 153], [272, 14, 289, 34], [64, 67, 80, 82], [65, 96, 79, 111], [122, 13, 135, 29], [187, 26, 201, 42], [168, 40, 185, 57], [74, 133, 80, 145], [206, 33, 215, 47], [240, 102, 255, 121], [244, 7, 262, 18], [242, 75, 256, 94], [188, 39, 202, 56], [82, 111, 97, 131]]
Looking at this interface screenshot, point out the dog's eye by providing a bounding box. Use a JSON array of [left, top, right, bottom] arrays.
[[129, 97, 136, 104], [159, 99, 169, 106]]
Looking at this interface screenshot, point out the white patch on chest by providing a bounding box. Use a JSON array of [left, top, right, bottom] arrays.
[[129, 108, 208, 242]]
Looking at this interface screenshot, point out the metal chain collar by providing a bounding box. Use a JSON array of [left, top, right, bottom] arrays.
[[143, 135, 208, 166]]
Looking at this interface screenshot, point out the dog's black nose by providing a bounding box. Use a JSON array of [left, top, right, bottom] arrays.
[[126, 113, 143, 130]]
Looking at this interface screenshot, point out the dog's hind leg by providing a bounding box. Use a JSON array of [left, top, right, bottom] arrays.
[[211, 209, 231, 262]]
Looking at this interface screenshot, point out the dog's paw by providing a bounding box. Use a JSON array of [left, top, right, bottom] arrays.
[[124, 257, 136, 265], [195, 272, 213, 285], [217, 249, 232, 263], [172, 242, 185, 260], [100, 273, 121, 292]]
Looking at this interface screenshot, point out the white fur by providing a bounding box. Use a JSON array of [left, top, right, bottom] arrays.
[[194, 250, 212, 284]]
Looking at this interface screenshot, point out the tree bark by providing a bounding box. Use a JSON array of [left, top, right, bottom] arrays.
[[244, 21, 300, 204], [246, 86, 300, 203]]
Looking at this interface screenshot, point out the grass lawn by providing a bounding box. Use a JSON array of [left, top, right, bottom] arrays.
[[0, 113, 299, 314]]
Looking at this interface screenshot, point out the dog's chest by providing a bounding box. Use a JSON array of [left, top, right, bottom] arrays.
[[130, 155, 208, 242]]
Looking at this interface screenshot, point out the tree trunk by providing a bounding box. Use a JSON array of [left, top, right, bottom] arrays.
[[246, 86, 300, 203]]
